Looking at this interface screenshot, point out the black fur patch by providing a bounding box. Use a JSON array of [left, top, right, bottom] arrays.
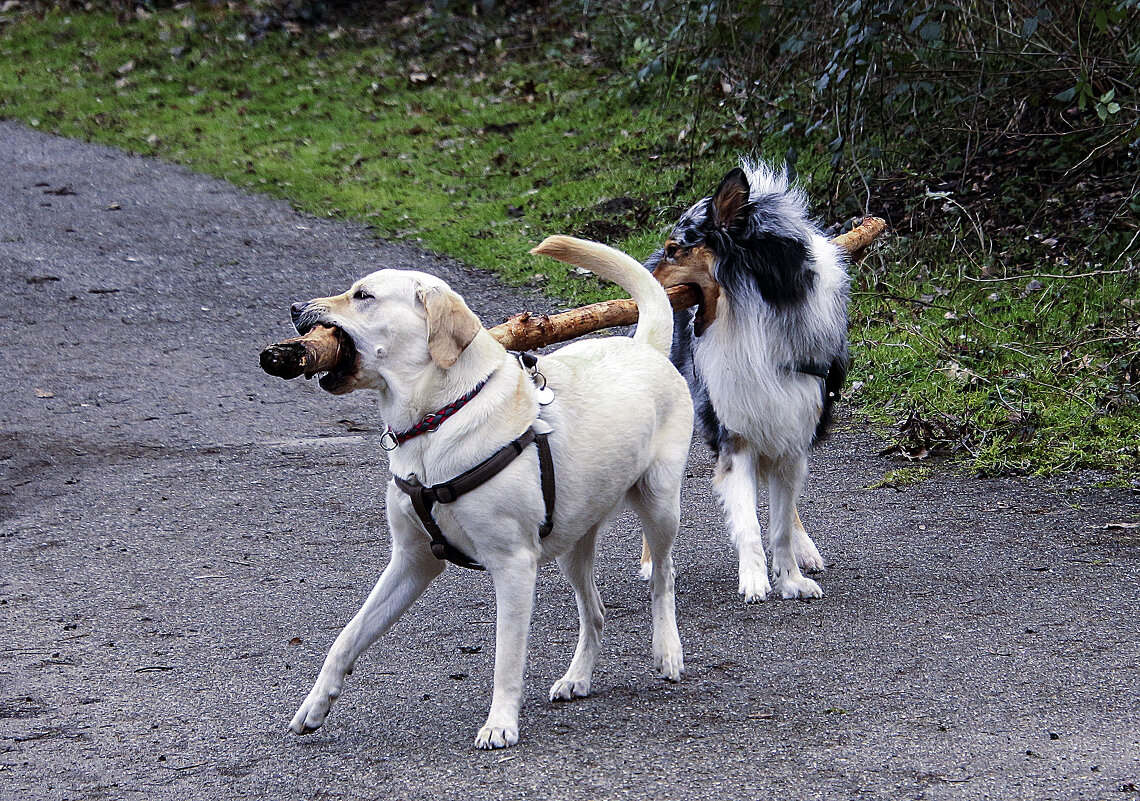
[[812, 351, 850, 446], [707, 228, 815, 309]]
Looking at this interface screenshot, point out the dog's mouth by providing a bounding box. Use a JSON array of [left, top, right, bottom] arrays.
[[652, 261, 720, 337], [288, 320, 359, 394], [678, 282, 718, 337]]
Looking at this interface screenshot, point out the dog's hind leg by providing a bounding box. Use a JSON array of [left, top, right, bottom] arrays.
[[475, 545, 539, 750], [289, 492, 445, 736], [768, 456, 823, 600], [639, 535, 653, 581], [627, 472, 685, 681], [792, 508, 826, 573], [713, 443, 772, 603], [550, 525, 605, 701]]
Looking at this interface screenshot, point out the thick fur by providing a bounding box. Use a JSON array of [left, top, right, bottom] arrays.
[[647, 160, 850, 602], [287, 236, 692, 749]]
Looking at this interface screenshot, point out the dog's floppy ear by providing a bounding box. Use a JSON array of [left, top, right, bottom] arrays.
[[709, 167, 751, 230], [418, 284, 482, 368]]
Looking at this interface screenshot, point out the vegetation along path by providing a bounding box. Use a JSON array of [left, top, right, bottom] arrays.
[[1, 4, 1137, 477]]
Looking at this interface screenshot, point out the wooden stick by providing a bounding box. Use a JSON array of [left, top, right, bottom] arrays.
[[832, 216, 887, 261], [259, 325, 348, 379], [260, 217, 887, 377], [487, 216, 886, 351]]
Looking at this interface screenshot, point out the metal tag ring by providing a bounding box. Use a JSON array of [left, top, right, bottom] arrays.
[[379, 428, 399, 451]]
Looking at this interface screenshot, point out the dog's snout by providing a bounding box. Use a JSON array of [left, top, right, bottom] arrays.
[[290, 301, 307, 325]]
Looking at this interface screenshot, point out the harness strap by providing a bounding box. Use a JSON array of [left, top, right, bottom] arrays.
[[535, 430, 555, 538], [792, 361, 831, 380], [392, 425, 555, 571]]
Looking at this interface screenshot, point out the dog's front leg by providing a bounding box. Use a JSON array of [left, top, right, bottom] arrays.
[[713, 446, 772, 603], [768, 456, 823, 600], [289, 494, 445, 735], [474, 548, 538, 749]]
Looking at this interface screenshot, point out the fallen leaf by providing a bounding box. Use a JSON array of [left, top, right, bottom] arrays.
[[288, 637, 303, 646]]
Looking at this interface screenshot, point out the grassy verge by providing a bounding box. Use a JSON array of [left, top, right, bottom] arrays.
[[2, 7, 1136, 480], [0, 8, 789, 304]]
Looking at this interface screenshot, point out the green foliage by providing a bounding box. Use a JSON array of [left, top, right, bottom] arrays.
[[571, 0, 1139, 477], [0, 7, 713, 304], [0, 2, 1136, 478]]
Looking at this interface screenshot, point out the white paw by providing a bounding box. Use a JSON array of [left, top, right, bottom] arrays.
[[474, 723, 519, 750], [639, 560, 653, 581], [288, 683, 340, 735], [777, 574, 823, 600], [795, 538, 827, 573], [738, 554, 771, 603], [654, 645, 684, 682], [549, 677, 591, 701]]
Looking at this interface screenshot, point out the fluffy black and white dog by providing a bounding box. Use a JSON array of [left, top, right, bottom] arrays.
[[647, 160, 850, 601]]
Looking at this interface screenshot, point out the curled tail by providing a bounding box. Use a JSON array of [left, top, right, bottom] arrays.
[[530, 235, 673, 356]]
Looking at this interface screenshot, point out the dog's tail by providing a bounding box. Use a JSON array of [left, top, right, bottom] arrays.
[[530, 235, 673, 356]]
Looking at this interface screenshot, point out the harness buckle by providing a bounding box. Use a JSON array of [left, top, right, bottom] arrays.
[[433, 484, 457, 504]]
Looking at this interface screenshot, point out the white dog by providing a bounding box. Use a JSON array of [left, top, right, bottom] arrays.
[[286, 236, 693, 749]]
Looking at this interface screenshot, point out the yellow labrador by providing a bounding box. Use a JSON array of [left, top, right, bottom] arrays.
[[286, 237, 693, 748]]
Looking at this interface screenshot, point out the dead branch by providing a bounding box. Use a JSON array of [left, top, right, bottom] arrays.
[[260, 217, 887, 377], [259, 325, 348, 380], [488, 216, 886, 351]]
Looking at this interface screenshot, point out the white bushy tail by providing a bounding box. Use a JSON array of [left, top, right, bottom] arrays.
[[530, 235, 672, 356]]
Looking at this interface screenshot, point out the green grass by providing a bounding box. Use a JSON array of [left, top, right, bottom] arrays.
[[0, 9, 793, 304], [850, 234, 1139, 477], [2, 8, 1136, 480]]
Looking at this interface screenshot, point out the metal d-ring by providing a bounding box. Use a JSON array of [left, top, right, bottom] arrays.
[[379, 427, 399, 451], [516, 351, 555, 405]]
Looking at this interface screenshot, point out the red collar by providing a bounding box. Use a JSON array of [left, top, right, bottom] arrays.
[[380, 378, 488, 450]]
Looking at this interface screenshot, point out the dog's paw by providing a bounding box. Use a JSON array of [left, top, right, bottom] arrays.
[[638, 560, 653, 582], [288, 684, 339, 735], [654, 646, 685, 682], [738, 556, 772, 603], [794, 534, 827, 573], [549, 677, 591, 702], [474, 723, 519, 750], [776, 574, 823, 600]]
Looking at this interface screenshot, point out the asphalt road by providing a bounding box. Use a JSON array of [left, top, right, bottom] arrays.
[[2, 121, 1139, 800]]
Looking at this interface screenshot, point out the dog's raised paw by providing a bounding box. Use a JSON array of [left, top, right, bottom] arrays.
[[778, 575, 823, 600], [474, 724, 519, 750], [549, 678, 591, 702], [638, 561, 653, 582]]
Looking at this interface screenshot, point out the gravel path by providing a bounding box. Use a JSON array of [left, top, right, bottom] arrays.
[[2, 121, 1138, 800]]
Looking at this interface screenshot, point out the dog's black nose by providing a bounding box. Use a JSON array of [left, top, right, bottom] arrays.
[[290, 302, 306, 325]]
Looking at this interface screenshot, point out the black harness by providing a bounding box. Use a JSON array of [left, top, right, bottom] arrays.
[[792, 361, 831, 380], [392, 426, 556, 571]]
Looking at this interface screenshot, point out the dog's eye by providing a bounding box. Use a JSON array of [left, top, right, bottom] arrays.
[[353, 289, 373, 301], [665, 243, 680, 260]]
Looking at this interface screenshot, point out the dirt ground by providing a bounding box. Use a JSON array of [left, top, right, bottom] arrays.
[[2, 120, 1138, 800]]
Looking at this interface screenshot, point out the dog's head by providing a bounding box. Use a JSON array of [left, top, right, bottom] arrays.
[[290, 269, 482, 395], [650, 164, 816, 333], [650, 168, 754, 335]]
